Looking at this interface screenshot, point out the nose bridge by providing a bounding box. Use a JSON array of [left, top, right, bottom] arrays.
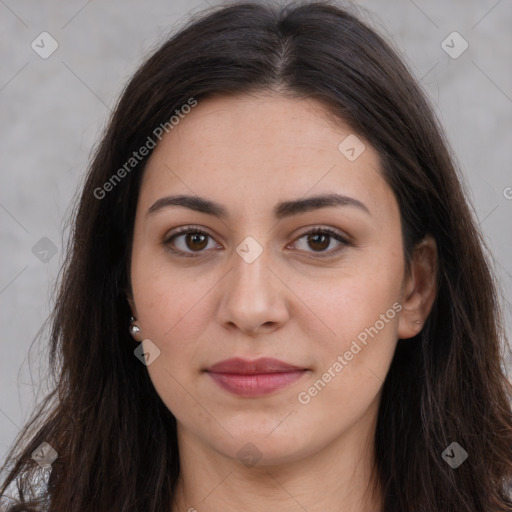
[[216, 235, 289, 332], [230, 236, 276, 305], [233, 240, 270, 293]]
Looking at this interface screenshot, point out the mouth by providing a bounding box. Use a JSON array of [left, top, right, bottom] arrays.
[[205, 357, 309, 398]]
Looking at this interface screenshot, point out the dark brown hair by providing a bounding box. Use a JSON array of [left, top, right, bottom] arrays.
[[1, 1, 511, 510]]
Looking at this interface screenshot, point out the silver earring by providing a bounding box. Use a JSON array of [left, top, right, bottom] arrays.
[[129, 316, 141, 337], [415, 320, 421, 324]]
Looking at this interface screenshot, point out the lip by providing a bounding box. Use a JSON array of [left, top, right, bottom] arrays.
[[207, 357, 305, 374], [205, 357, 308, 398]]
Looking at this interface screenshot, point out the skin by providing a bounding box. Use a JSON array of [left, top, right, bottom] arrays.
[[127, 91, 437, 512]]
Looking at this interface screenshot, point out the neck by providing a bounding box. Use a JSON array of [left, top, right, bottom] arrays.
[[171, 397, 383, 512]]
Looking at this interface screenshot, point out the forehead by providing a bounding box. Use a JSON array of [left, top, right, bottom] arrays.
[[138, 92, 396, 222]]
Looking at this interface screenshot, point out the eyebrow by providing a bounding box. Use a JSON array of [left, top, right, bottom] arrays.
[[146, 192, 370, 220]]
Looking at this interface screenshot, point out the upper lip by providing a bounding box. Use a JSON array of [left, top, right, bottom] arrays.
[[206, 357, 306, 374]]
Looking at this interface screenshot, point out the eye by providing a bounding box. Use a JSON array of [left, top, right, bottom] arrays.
[[162, 225, 350, 258], [163, 226, 220, 257], [290, 227, 350, 257]]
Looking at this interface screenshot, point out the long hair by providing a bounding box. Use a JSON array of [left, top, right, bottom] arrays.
[[1, 1, 511, 510]]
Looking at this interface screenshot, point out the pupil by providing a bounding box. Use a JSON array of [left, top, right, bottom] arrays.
[[309, 234, 329, 251], [188, 233, 207, 250]]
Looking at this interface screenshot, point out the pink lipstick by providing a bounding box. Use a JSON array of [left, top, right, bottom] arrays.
[[205, 357, 307, 397]]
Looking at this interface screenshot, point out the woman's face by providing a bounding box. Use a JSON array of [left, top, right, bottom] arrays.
[[129, 91, 422, 466]]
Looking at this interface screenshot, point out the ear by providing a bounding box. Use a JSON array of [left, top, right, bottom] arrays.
[[126, 292, 144, 341], [397, 235, 438, 339]]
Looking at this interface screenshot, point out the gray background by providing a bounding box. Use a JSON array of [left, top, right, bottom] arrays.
[[1, 0, 511, 464]]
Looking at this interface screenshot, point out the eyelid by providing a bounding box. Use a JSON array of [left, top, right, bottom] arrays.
[[162, 224, 352, 258]]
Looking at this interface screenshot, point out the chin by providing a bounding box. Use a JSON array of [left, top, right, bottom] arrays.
[[209, 427, 315, 468]]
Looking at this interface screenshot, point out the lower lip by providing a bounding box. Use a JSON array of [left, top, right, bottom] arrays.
[[207, 370, 307, 397]]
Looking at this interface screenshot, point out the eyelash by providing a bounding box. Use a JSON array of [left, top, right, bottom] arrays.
[[162, 225, 351, 259]]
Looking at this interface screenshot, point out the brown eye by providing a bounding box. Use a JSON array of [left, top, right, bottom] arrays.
[[163, 227, 217, 257], [306, 232, 331, 252], [163, 225, 350, 259], [292, 227, 350, 256], [184, 232, 208, 251]]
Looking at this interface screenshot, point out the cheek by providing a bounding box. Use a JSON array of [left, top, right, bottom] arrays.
[[133, 270, 213, 352], [292, 278, 401, 433], [131, 260, 216, 421], [300, 256, 403, 348], [131, 235, 207, 330], [294, 248, 403, 399], [130, 248, 220, 383]]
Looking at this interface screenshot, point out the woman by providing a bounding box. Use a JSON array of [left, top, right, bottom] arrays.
[[1, 1, 511, 511]]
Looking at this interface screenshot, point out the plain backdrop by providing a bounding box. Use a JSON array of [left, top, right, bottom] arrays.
[[1, 0, 511, 465]]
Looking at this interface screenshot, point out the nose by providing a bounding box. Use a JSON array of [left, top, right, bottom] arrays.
[[216, 246, 290, 335]]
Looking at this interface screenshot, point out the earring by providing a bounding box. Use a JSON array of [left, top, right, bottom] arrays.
[[129, 316, 141, 338], [415, 320, 421, 324]]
